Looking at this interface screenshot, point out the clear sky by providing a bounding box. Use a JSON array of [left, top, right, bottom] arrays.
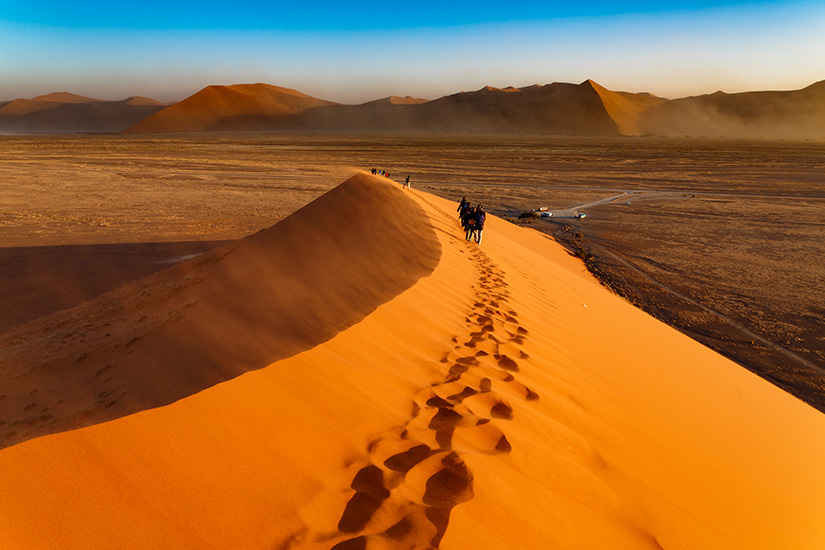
[[1, 1, 824, 104]]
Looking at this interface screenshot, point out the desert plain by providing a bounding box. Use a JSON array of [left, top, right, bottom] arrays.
[[1, 132, 825, 548], [1, 133, 823, 405]]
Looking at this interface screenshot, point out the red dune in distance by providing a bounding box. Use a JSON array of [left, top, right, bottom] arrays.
[[638, 80, 825, 137], [0, 92, 170, 133], [1, 174, 824, 549], [119, 79, 825, 137], [7, 79, 825, 137], [588, 80, 667, 136], [398, 81, 620, 134], [0, 92, 99, 116], [362, 95, 431, 106], [205, 80, 622, 134], [124, 83, 338, 133]]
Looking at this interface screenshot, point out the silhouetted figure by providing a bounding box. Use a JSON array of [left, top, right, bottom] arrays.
[[464, 206, 476, 241], [473, 205, 486, 245]]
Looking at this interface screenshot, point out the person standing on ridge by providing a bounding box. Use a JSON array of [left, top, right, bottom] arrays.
[[464, 206, 476, 242], [404, 175, 411, 189], [474, 204, 486, 245]]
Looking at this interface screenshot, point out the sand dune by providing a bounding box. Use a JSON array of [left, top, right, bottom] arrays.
[[0, 174, 439, 449], [362, 96, 430, 106], [0, 92, 168, 133], [125, 83, 337, 133], [0, 92, 98, 116], [398, 81, 619, 134], [588, 80, 667, 136], [123, 95, 169, 106], [1, 174, 824, 549], [121, 78, 825, 137], [8, 80, 825, 137], [208, 80, 622, 134], [638, 80, 825, 137]]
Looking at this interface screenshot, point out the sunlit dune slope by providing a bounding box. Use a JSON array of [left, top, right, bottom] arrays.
[[1, 176, 824, 549], [0, 173, 439, 449], [125, 83, 337, 133], [588, 79, 667, 135]]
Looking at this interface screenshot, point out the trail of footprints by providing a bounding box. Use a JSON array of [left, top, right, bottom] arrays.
[[322, 246, 539, 550]]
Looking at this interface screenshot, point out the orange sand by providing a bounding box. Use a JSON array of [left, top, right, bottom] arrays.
[[1, 174, 824, 549], [125, 83, 336, 133]]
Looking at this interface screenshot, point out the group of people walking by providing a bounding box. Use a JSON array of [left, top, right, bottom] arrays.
[[371, 168, 412, 190], [458, 197, 486, 246]]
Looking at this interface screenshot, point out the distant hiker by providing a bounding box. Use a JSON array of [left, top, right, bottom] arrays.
[[464, 206, 477, 241], [371, 168, 377, 175], [458, 198, 469, 222], [457, 197, 468, 218], [474, 205, 486, 245], [459, 203, 471, 231], [404, 175, 411, 189]]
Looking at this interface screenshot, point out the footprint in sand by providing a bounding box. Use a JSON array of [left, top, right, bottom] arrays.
[[321, 222, 540, 549]]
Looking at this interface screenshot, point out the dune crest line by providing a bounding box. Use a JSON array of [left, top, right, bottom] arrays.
[[0, 173, 440, 449], [298, 200, 539, 550]]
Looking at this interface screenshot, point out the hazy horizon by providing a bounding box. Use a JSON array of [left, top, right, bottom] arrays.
[[2, 1, 824, 105]]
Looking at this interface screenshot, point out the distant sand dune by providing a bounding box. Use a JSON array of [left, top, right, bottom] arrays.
[[125, 83, 337, 133], [218, 80, 622, 134], [0, 92, 168, 133], [638, 80, 825, 137], [1, 176, 824, 548], [7, 80, 825, 137], [588, 79, 667, 135]]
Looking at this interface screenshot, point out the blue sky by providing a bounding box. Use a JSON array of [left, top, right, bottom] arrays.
[[1, 1, 824, 103]]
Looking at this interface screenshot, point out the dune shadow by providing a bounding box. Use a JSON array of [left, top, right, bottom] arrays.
[[0, 174, 441, 449]]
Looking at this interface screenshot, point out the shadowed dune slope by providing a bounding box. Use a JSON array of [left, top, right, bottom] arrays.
[[361, 95, 431, 106], [125, 83, 336, 133], [0, 183, 824, 549], [0, 92, 97, 116], [0, 173, 440, 449], [0, 92, 169, 133]]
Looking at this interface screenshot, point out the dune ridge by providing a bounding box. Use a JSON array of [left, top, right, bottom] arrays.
[[588, 79, 667, 135], [0, 173, 440, 449], [125, 83, 337, 133], [1, 176, 824, 548], [638, 79, 825, 137], [206, 80, 620, 134], [0, 92, 169, 133], [119, 79, 825, 137], [7, 80, 825, 137]]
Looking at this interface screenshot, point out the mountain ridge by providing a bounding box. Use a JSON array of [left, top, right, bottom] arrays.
[[4, 80, 824, 137]]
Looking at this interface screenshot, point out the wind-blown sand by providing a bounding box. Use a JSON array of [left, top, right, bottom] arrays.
[[1, 174, 824, 549]]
